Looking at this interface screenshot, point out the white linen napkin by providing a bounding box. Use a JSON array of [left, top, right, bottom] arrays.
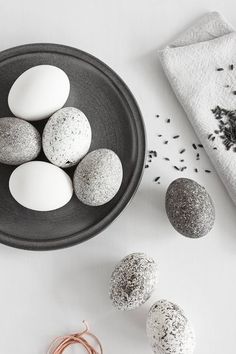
[[159, 12, 236, 205]]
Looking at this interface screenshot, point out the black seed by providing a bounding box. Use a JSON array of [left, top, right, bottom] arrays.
[[164, 140, 168, 144], [225, 85, 230, 88], [198, 144, 203, 148], [158, 134, 162, 137], [234, 147, 236, 152], [205, 170, 211, 173], [154, 177, 160, 182], [211, 136, 216, 141], [194, 168, 198, 172], [157, 182, 160, 184], [173, 135, 180, 139], [192, 143, 197, 150], [208, 134, 212, 139], [164, 157, 170, 161], [214, 130, 219, 134], [156, 114, 159, 118], [166, 119, 170, 123], [230, 64, 234, 70], [174, 166, 179, 171], [180, 149, 186, 154], [145, 165, 149, 168], [180, 159, 184, 162], [233, 91, 236, 95], [216, 68, 224, 71], [213, 147, 217, 150]]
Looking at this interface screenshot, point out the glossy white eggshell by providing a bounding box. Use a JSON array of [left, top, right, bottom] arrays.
[[8, 65, 70, 121], [42, 107, 92, 168], [9, 161, 73, 211]]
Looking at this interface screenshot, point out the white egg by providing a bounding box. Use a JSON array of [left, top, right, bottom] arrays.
[[8, 65, 70, 121], [146, 300, 195, 354], [9, 161, 73, 211], [42, 107, 92, 168]]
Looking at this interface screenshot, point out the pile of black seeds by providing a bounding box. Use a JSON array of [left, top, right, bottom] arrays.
[[210, 106, 236, 151], [145, 113, 214, 184]]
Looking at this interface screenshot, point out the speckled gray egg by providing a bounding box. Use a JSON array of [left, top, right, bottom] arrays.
[[165, 178, 215, 238], [147, 300, 195, 354], [42, 107, 92, 168], [73, 148, 123, 206], [109, 253, 158, 311], [0, 117, 41, 165]]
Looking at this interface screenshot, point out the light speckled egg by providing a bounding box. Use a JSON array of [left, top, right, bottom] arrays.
[[146, 300, 195, 354], [43, 107, 92, 168], [165, 178, 215, 238], [9, 161, 73, 211], [109, 253, 158, 311], [8, 65, 70, 121], [0, 117, 41, 165], [73, 148, 123, 206]]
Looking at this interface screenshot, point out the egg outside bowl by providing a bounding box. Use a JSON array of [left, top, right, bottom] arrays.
[[0, 43, 146, 251]]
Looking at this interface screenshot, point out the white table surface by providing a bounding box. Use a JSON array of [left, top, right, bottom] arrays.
[[0, 1, 236, 353]]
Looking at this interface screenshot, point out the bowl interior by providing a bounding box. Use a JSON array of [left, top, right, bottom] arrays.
[[0, 44, 145, 250]]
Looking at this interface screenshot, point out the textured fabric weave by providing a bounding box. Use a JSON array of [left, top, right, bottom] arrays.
[[159, 12, 236, 205]]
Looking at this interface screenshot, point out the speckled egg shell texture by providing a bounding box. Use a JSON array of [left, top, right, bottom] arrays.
[[0, 117, 41, 165], [146, 300, 195, 354], [73, 148, 123, 206], [42, 107, 92, 168], [165, 178, 215, 238], [109, 253, 158, 311]]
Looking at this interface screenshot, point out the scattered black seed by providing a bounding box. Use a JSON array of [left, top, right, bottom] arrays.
[[166, 119, 171, 123], [156, 114, 159, 118], [164, 140, 168, 144], [158, 134, 162, 137], [145, 165, 149, 168], [216, 68, 224, 71], [173, 166, 180, 171], [208, 134, 212, 139], [213, 147, 217, 150], [194, 168, 198, 173], [196, 153, 200, 160], [180, 149, 186, 154], [198, 144, 203, 148], [148, 160, 152, 163], [173, 135, 180, 139], [180, 159, 184, 162], [149, 154, 152, 158], [211, 136, 216, 141], [164, 157, 170, 161], [154, 177, 160, 182], [192, 143, 197, 150], [205, 170, 211, 173], [233, 91, 236, 95], [230, 64, 234, 70]]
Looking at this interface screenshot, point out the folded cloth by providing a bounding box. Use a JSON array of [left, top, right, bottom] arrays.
[[159, 12, 236, 205]]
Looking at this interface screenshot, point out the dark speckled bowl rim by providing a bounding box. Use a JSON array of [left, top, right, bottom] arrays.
[[0, 43, 146, 251]]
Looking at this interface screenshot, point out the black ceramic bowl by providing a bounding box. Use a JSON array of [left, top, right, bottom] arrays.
[[0, 43, 146, 250]]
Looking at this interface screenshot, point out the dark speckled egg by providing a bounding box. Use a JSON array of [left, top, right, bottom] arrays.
[[109, 253, 158, 311], [165, 178, 215, 238], [0, 117, 41, 165]]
